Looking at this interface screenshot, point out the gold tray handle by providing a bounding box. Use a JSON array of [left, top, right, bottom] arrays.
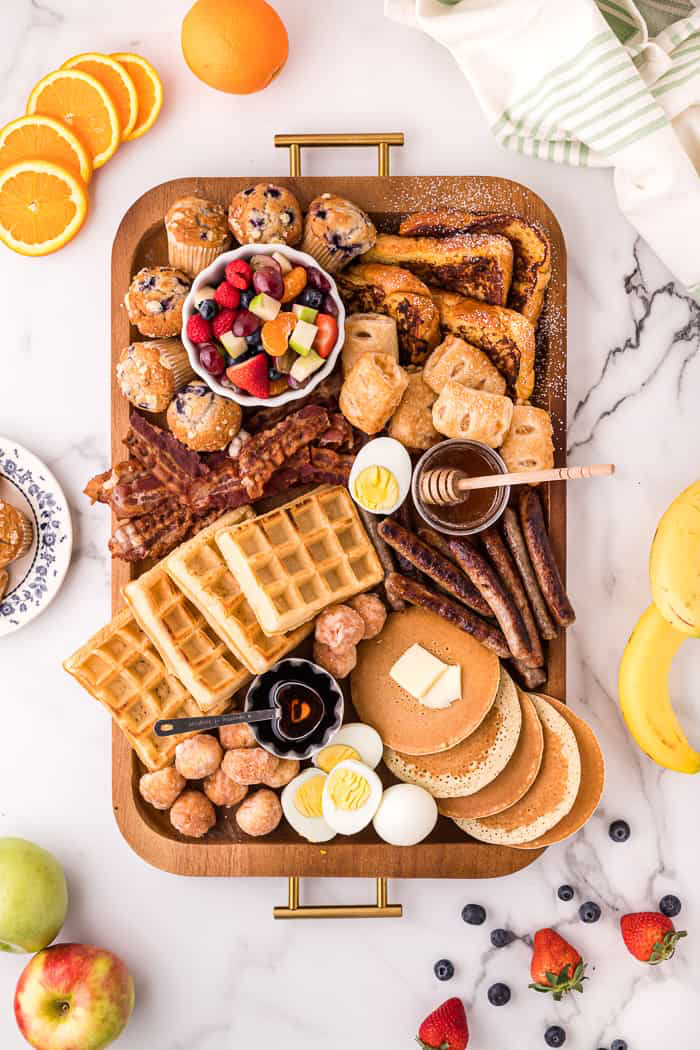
[[274, 877, 402, 920], [274, 133, 404, 177]]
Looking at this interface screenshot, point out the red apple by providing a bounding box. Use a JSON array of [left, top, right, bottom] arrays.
[[15, 943, 134, 1050]]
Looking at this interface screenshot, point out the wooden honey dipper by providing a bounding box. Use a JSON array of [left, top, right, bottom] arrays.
[[419, 463, 615, 507]]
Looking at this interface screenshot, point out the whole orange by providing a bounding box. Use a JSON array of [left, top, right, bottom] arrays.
[[181, 0, 288, 95]]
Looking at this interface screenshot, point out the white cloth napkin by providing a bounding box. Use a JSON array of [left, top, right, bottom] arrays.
[[386, 0, 700, 300]]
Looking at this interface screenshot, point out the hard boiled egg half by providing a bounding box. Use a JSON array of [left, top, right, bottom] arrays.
[[348, 437, 412, 516], [322, 759, 383, 835], [312, 723, 383, 773], [281, 768, 336, 843]]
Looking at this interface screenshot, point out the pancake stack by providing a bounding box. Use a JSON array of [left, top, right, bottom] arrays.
[[352, 610, 604, 850]]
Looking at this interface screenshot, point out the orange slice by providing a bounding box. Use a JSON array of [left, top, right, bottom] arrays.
[[262, 312, 296, 356], [0, 159, 88, 256], [0, 114, 92, 184], [26, 68, 120, 169], [110, 53, 163, 140], [62, 52, 138, 140]]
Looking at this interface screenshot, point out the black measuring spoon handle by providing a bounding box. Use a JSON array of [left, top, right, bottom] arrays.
[[154, 708, 275, 737]]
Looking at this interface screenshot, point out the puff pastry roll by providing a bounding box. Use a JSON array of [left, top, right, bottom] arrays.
[[388, 369, 440, 450], [342, 313, 399, 375], [432, 380, 513, 448], [499, 405, 554, 475], [423, 334, 506, 396], [339, 351, 409, 435]]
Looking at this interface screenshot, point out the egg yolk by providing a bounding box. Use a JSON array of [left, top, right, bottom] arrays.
[[316, 744, 360, 772], [294, 774, 325, 818], [327, 768, 370, 811], [353, 465, 399, 512]]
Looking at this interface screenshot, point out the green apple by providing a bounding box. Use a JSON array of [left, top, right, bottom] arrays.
[[289, 319, 318, 356], [292, 303, 318, 324], [290, 350, 324, 383], [249, 292, 280, 321], [0, 838, 68, 954], [15, 943, 134, 1050]]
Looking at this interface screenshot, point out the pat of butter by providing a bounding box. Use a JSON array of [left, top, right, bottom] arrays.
[[353, 465, 399, 512], [420, 664, 461, 709], [390, 643, 448, 700]]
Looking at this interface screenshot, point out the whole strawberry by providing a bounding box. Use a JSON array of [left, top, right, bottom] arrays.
[[529, 928, 587, 1001], [620, 912, 687, 964], [417, 997, 468, 1050]]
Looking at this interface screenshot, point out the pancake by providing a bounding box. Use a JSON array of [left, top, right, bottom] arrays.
[[439, 688, 543, 819], [383, 668, 521, 797], [351, 607, 500, 756], [452, 693, 581, 845], [510, 694, 605, 850]]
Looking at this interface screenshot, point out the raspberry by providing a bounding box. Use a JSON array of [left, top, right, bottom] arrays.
[[186, 313, 212, 344], [212, 308, 236, 340], [225, 258, 253, 290], [214, 282, 241, 309]]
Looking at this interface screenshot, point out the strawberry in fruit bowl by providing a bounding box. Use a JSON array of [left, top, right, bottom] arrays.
[[182, 243, 345, 408], [529, 928, 588, 1001], [417, 997, 468, 1050], [620, 911, 687, 964]]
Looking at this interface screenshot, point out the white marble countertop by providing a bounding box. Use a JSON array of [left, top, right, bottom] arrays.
[[1, 1, 699, 1047]]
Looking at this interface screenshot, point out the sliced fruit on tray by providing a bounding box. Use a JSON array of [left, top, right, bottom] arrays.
[[0, 159, 88, 256], [26, 68, 121, 169]]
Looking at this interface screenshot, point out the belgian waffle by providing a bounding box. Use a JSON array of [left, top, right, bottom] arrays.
[[63, 607, 222, 771], [215, 486, 384, 636], [165, 508, 313, 674], [123, 559, 251, 712]]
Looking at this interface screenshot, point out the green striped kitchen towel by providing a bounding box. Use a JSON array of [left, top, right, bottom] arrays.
[[386, 0, 700, 300]]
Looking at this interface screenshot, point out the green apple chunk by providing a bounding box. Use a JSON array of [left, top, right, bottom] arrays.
[[290, 350, 324, 383], [289, 319, 319, 356], [0, 838, 68, 954], [249, 293, 281, 321], [292, 303, 319, 323], [271, 251, 293, 274], [219, 331, 248, 359]]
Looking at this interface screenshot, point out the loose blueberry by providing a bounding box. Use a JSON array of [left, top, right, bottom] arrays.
[[198, 299, 218, 321], [659, 894, 682, 918], [240, 289, 255, 308], [611, 1041, 627, 1050], [299, 286, 324, 310], [245, 330, 262, 347], [268, 367, 283, 381], [609, 820, 630, 843], [462, 903, 486, 925], [557, 885, 575, 902], [433, 959, 454, 981], [579, 901, 601, 923], [487, 982, 510, 1006], [544, 1025, 566, 1047], [490, 929, 513, 948]]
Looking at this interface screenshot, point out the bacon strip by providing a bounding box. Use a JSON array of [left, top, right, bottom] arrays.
[[238, 404, 330, 499], [109, 502, 193, 562], [125, 413, 208, 500]]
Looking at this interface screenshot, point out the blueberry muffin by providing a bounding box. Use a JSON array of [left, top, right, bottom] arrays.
[[165, 196, 231, 276], [166, 381, 242, 451], [0, 498, 33, 567], [228, 183, 302, 245], [116, 338, 195, 413], [302, 194, 376, 273], [124, 266, 191, 338]]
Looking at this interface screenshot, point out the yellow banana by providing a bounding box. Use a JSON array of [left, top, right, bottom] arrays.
[[650, 480, 700, 635], [618, 604, 700, 773]]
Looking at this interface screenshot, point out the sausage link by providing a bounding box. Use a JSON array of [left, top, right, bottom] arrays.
[[357, 505, 404, 611], [448, 538, 540, 667], [482, 526, 544, 667], [519, 488, 575, 628], [501, 508, 557, 640], [385, 573, 510, 658], [394, 500, 420, 577], [377, 519, 493, 618], [507, 659, 547, 691]]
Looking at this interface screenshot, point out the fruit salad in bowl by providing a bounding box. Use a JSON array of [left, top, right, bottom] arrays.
[[181, 244, 345, 407]]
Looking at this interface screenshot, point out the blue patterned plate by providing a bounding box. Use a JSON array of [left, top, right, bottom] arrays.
[[0, 438, 72, 637]]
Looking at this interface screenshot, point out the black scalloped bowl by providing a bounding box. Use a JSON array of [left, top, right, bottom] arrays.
[[245, 657, 344, 761]]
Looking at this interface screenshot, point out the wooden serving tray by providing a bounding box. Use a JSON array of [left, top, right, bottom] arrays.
[[110, 173, 566, 880]]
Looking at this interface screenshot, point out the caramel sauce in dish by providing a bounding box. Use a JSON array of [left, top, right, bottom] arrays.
[[413, 439, 509, 536]]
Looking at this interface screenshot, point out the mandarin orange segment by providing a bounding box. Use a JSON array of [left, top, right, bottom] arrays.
[[110, 53, 163, 140], [281, 266, 307, 303], [0, 114, 92, 184], [261, 312, 296, 356], [62, 53, 138, 140], [0, 159, 88, 256], [26, 68, 120, 169]]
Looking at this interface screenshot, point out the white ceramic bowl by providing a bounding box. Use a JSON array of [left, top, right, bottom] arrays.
[[181, 243, 346, 409]]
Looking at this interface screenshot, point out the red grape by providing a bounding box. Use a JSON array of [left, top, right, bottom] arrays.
[[232, 309, 261, 337], [322, 294, 339, 318], [306, 267, 331, 292], [253, 267, 284, 299], [199, 343, 226, 377]]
